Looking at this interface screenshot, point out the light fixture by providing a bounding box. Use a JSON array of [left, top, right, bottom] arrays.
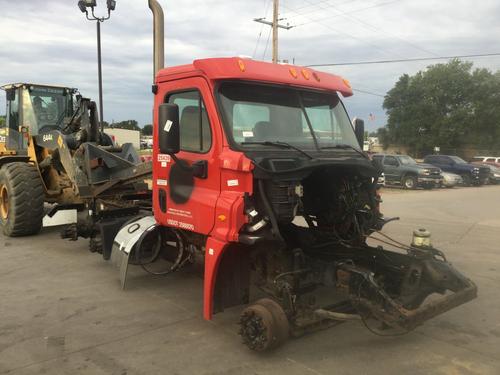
[[107, 0, 116, 11], [78, 0, 97, 13]]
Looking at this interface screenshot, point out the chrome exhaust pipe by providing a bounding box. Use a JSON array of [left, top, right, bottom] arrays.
[[148, 0, 165, 81]]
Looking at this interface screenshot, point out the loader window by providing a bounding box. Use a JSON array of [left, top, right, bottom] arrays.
[[23, 86, 74, 135], [6, 89, 20, 131], [168, 91, 212, 153]]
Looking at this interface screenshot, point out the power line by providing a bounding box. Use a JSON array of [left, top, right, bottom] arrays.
[[299, 0, 438, 57], [281, 2, 407, 59], [306, 52, 500, 67], [262, 26, 273, 59], [352, 88, 385, 97], [253, 0, 272, 58], [286, 0, 366, 20], [293, 0, 403, 26]]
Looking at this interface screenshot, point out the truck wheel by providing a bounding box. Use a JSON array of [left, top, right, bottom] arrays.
[[402, 175, 417, 190], [461, 174, 472, 187], [239, 299, 289, 351], [0, 163, 44, 237]]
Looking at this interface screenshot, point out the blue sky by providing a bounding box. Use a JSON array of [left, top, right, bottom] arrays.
[[1, 0, 500, 131]]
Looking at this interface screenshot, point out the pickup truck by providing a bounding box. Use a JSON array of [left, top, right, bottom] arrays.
[[423, 155, 490, 186], [372, 154, 442, 189]]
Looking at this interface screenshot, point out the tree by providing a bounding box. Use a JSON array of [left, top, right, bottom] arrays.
[[110, 120, 141, 131], [0, 116, 5, 127], [383, 59, 500, 155], [142, 124, 153, 136]]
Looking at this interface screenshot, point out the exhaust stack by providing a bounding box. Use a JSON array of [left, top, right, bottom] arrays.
[[148, 0, 165, 81]]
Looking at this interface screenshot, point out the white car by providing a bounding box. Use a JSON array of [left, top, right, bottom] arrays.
[[441, 172, 463, 188]]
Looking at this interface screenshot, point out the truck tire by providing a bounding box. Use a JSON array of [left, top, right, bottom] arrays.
[[0, 163, 44, 237], [461, 174, 472, 187], [402, 175, 417, 190]]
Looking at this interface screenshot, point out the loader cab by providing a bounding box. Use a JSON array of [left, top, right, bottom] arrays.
[[1, 84, 76, 150]]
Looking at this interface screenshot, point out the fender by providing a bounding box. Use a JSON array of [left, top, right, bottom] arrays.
[[203, 237, 229, 320], [110, 215, 159, 288]]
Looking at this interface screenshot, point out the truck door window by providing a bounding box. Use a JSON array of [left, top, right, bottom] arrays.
[[384, 156, 398, 166], [168, 91, 212, 153]]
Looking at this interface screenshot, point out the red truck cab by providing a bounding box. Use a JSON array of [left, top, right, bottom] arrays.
[[152, 57, 356, 319]]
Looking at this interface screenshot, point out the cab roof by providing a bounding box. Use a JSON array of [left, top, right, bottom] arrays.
[[1, 83, 76, 91], [157, 57, 353, 97]]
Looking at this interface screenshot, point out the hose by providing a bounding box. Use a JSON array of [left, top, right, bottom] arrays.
[[258, 179, 284, 242]]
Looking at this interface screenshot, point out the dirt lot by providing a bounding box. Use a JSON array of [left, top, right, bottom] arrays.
[[1, 186, 499, 374]]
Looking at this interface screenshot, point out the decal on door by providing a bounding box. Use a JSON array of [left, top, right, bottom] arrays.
[[167, 207, 192, 218], [166, 219, 195, 231]]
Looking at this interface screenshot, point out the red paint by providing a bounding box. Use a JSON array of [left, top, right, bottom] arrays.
[[152, 57, 352, 319]]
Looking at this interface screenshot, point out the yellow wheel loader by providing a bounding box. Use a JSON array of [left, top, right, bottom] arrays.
[[0, 83, 151, 252]]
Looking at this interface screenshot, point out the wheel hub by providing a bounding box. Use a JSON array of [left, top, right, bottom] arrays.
[[239, 299, 290, 351], [239, 309, 270, 351], [0, 184, 8, 220]]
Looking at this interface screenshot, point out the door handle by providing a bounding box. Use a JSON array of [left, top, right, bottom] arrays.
[[192, 160, 208, 179]]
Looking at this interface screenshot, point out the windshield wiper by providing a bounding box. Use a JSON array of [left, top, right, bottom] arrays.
[[241, 141, 314, 160], [319, 144, 368, 159]]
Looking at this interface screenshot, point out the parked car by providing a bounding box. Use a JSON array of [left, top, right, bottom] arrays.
[[440, 172, 463, 188], [474, 163, 500, 184], [423, 155, 489, 186], [372, 154, 442, 189], [471, 156, 500, 168]]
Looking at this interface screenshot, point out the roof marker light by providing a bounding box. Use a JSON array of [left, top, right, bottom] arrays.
[[312, 72, 321, 82], [289, 67, 298, 78], [238, 59, 246, 72], [301, 69, 310, 80], [342, 78, 352, 88]]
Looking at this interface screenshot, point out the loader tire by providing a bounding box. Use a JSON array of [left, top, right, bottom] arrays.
[[0, 163, 44, 237]]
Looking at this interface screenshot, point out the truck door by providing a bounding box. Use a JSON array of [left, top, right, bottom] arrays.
[[434, 156, 452, 172], [154, 78, 221, 235], [383, 155, 400, 183]]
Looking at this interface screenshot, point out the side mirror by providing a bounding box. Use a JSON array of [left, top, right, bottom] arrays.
[[353, 117, 365, 149], [6, 89, 16, 101], [158, 103, 180, 155]]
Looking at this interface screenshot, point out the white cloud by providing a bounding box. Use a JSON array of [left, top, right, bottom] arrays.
[[0, 0, 499, 130]]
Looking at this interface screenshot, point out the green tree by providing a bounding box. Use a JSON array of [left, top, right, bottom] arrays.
[[111, 120, 140, 131], [383, 59, 500, 155], [0, 116, 5, 127], [142, 124, 153, 136]]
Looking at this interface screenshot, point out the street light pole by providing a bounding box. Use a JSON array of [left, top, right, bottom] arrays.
[[96, 20, 104, 133], [78, 0, 117, 135]]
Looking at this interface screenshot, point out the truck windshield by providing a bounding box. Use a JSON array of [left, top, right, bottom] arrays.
[[398, 155, 417, 165], [218, 82, 360, 151], [22, 86, 74, 134]]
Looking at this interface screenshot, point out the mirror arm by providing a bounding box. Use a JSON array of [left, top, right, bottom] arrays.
[[169, 154, 208, 179]]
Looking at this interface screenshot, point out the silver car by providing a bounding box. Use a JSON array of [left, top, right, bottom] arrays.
[[441, 172, 463, 188]]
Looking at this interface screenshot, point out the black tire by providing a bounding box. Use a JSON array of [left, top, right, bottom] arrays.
[[402, 175, 417, 190], [461, 174, 472, 187], [0, 163, 45, 237]]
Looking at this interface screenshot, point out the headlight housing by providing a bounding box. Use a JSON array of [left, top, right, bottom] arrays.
[[419, 169, 431, 175]]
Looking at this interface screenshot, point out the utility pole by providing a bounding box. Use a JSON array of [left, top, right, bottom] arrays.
[[254, 0, 293, 64], [272, 0, 279, 64]]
